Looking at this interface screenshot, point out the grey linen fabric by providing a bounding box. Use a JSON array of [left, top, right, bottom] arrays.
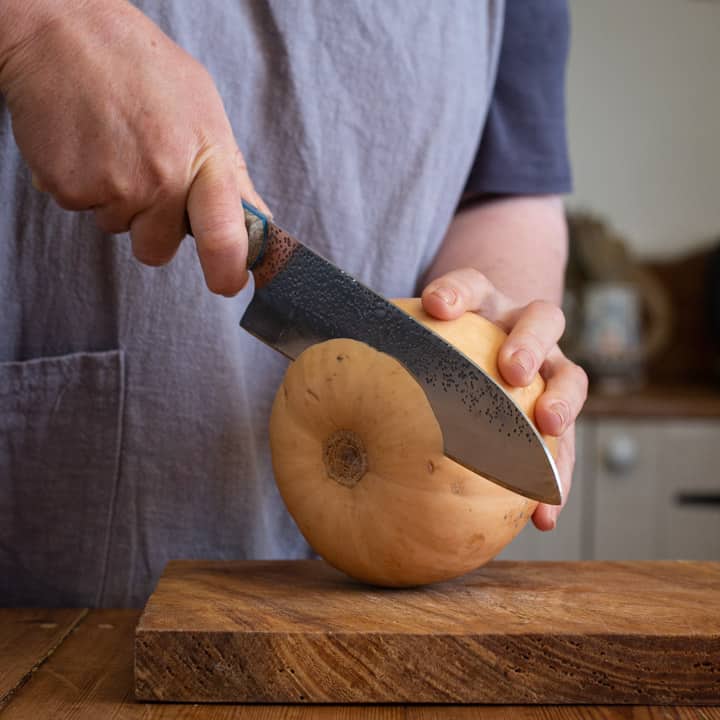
[[0, 1, 504, 606]]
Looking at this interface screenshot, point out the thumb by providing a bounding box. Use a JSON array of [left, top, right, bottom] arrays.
[[186, 150, 249, 297]]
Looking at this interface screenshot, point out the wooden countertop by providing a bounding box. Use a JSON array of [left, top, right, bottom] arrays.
[[583, 384, 720, 418], [2, 570, 719, 719]]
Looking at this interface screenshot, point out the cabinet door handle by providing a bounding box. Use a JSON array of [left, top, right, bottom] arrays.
[[675, 492, 720, 507], [603, 435, 638, 475]]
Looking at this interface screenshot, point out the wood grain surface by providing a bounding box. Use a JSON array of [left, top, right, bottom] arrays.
[[0, 609, 136, 720], [0, 608, 86, 710], [0, 609, 718, 719], [134, 560, 720, 704]]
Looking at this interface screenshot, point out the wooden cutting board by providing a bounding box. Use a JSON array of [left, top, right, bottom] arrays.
[[134, 560, 720, 704]]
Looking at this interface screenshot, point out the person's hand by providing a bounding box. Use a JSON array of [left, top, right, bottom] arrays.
[[422, 268, 588, 531], [0, 0, 269, 296]]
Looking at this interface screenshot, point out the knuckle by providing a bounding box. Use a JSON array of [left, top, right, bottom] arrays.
[[573, 363, 590, 397], [142, 156, 184, 197], [51, 184, 92, 211], [567, 359, 588, 385], [526, 299, 548, 313], [529, 299, 566, 331], [467, 267, 492, 291], [548, 302, 566, 330], [555, 360, 589, 409], [99, 172, 131, 204], [518, 329, 546, 361]]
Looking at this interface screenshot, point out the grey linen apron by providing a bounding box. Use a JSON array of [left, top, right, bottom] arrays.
[[0, 0, 504, 607]]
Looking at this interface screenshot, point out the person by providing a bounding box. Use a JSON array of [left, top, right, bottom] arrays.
[[0, 0, 588, 607]]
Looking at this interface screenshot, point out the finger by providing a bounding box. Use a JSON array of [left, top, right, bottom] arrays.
[[532, 425, 576, 531], [94, 202, 134, 235], [422, 268, 515, 323], [187, 150, 249, 296], [233, 147, 272, 219], [29, 165, 99, 210], [534, 352, 588, 437], [128, 195, 187, 266], [497, 300, 566, 387], [43, 181, 96, 212]]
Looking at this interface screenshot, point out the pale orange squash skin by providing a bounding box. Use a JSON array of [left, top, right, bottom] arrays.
[[269, 298, 552, 587]]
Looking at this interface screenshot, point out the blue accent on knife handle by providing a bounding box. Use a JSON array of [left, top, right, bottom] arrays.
[[242, 200, 269, 270]]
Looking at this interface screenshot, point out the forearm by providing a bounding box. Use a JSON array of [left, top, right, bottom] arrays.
[[422, 195, 568, 306]]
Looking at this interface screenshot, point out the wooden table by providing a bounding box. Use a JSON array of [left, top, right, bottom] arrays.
[[1, 605, 718, 719]]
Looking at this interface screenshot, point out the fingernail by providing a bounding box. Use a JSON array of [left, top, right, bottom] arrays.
[[431, 286, 457, 306], [550, 401, 568, 431], [511, 349, 534, 376]]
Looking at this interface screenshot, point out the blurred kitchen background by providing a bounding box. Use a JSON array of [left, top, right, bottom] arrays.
[[501, 0, 720, 561]]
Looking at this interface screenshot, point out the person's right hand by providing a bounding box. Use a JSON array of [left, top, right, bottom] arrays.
[[0, 0, 269, 295]]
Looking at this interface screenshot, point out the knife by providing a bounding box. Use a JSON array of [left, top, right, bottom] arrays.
[[239, 201, 562, 505]]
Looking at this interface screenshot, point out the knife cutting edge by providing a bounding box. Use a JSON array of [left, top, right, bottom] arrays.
[[238, 201, 562, 505]]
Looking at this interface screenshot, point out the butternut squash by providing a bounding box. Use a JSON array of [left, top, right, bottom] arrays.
[[269, 298, 551, 586]]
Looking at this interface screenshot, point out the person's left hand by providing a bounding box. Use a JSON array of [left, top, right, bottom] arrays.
[[422, 268, 588, 531]]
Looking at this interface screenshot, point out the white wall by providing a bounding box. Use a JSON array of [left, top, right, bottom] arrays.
[[566, 0, 720, 259]]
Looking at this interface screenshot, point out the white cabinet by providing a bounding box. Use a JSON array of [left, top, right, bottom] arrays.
[[592, 420, 720, 560], [500, 417, 720, 561], [591, 421, 662, 560], [661, 424, 720, 560]]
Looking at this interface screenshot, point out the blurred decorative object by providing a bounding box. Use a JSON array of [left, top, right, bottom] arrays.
[[580, 282, 644, 389], [563, 213, 672, 393]]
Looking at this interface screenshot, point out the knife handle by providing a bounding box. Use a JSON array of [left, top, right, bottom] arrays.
[[243, 200, 269, 269]]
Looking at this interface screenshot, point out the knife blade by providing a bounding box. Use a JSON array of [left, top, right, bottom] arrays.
[[239, 201, 562, 505]]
